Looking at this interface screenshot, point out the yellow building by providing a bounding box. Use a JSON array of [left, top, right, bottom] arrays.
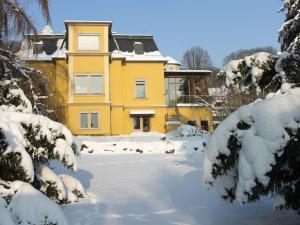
[[18, 22, 213, 135]]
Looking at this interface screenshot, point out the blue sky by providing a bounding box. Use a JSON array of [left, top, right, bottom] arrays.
[[30, 0, 284, 67]]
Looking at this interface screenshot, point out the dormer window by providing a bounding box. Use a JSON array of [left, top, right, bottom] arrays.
[[77, 33, 100, 51], [134, 42, 144, 55], [33, 42, 43, 54]]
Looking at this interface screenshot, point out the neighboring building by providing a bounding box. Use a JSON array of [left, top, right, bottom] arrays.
[[18, 22, 213, 135], [164, 56, 181, 71]]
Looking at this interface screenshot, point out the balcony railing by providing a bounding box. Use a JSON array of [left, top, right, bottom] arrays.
[[168, 95, 223, 106]]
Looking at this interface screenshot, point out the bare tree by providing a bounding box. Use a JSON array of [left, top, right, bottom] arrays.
[[205, 71, 260, 128], [0, 0, 51, 41], [182, 46, 213, 70], [223, 46, 277, 66]]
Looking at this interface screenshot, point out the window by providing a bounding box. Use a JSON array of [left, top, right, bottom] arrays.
[[194, 77, 206, 95], [75, 75, 88, 94], [133, 116, 150, 132], [135, 80, 146, 98], [74, 75, 103, 95], [133, 117, 140, 130], [200, 120, 209, 131], [89, 76, 103, 94], [80, 112, 99, 129], [91, 113, 99, 129], [165, 77, 186, 106], [33, 43, 43, 54], [80, 113, 88, 129], [77, 33, 100, 50], [143, 117, 150, 132]]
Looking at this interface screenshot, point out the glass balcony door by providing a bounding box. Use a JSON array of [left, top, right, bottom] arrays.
[[133, 116, 150, 132]]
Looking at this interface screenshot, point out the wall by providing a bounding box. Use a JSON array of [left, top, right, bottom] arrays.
[[109, 59, 167, 134], [66, 22, 111, 135], [177, 106, 213, 131]]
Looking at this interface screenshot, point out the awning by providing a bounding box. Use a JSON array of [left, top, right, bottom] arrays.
[[129, 110, 155, 115]]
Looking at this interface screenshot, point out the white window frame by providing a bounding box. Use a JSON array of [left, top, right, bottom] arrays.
[[135, 79, 147, 99], [79, 112, 100, 130], [77, 33, 100, 51], [74, 74, 103, 95]]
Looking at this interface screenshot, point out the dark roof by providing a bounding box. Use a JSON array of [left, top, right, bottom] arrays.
[[26, 35, 64, 55], [40, 39, 59, 55], [109, 33, 118, 52], [110, 34, 159, 53], [164, 70, 212, 77]]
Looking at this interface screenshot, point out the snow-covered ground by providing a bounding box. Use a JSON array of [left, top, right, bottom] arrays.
[[54, 128, 300, 225]]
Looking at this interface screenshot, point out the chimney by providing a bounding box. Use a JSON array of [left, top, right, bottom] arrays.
[[134, 42, 144, 55]]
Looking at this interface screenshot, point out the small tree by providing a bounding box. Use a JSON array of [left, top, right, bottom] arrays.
[[182, 46, 213, 70], [223, 46, 277, 66]]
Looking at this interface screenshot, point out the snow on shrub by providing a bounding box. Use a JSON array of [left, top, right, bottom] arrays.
[[219, 52, 277, 94], [38, 165, 67, 203], [7, 181, 68, 225], [0, 48, 85, 224], [203, 88, 300, 208], [0, 80, 32, 113], [167, 125, 208, 138], [60, 174, 86, 202], [204, 0, 300, 212]]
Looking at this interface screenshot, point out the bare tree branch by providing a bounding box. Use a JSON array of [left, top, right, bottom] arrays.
[[0, 0, 51, 41], [182, 46, 213, 70]]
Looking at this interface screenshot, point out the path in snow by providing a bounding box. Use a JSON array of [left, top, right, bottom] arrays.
[[62, 153, 300, 225]]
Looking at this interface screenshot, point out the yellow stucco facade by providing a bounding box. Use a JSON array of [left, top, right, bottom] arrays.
[[23, 21, 213, 135]]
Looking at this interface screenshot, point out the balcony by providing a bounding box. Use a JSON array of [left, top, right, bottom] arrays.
[[167, 95, 220, 107]]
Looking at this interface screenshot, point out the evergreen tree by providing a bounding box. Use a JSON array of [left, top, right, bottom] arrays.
[[0, 1, 85, 224], [203, 0, 300, 212], [0, 47, 85, 225]]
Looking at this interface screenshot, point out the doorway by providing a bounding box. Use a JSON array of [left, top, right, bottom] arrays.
[[133, 116, 150, 132]]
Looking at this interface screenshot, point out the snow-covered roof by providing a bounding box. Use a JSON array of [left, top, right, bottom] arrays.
[[165, 56, 181, 65], [176, 103, 208, 107], [17, 38, 66, 61], [65, 20, 112, 24], [16, 25, 67, 61], [165, 69, 212, 73], [111, 50, 167, 62]]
